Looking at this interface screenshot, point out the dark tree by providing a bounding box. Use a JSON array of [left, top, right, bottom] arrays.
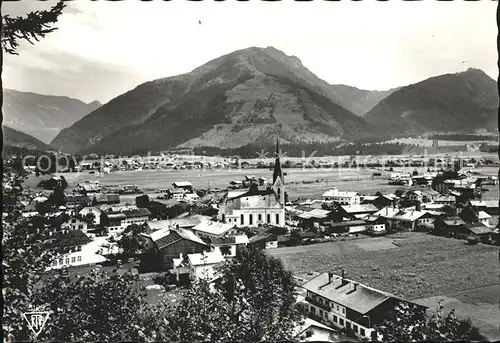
[[2, 2, 66, 55]]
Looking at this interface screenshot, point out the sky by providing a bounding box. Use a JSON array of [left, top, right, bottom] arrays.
[[3, 0, 498, 104]]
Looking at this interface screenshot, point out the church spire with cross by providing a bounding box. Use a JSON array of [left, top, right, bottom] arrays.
[[272, 136, 285, 205]]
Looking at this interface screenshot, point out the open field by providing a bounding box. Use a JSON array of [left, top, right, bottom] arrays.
[[268, 233, 499, 300], [49, 168, 413, 201], [268, 233, 500, 340], [27, 165, 499, 202]]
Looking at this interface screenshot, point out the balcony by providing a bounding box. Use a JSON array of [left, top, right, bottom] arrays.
[[305, 295, 332, 312]]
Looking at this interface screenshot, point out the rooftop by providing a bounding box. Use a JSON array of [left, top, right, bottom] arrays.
[[302, 272, 426, 315], [150, 227, 207, 249], [192, 221, 235, 236], [341, 204, 379, 214], [322, 189, 359, 198], [122, 208, 151, 218], [188, 250, 225, 266]]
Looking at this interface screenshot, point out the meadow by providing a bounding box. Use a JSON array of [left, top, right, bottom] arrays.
[[268, 233, 500, 340]]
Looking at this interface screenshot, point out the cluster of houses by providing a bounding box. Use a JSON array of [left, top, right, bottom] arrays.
[[160, 181, 199, 202]]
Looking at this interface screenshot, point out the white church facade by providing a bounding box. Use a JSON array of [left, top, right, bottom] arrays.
[[218, 137, 286, 228]]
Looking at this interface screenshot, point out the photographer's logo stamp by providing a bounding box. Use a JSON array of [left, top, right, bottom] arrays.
[[22, 310, 50, 338]]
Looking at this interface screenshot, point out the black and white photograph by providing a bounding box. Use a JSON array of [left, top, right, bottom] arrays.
[[2, 0, 499, 342]]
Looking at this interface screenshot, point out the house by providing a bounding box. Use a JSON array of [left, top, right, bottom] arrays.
[[166, 188, 186, 200], [77, 181, 102, 195], [432, 217, 466, 236], [434, 195, 456, 205], [294, 318, 341, 342], [172, 249, 225, 284], [190, 221, 242, 241], [463, 223, 492, 242], [470, 200, 499, 215], [100, 212, 127, 234], [374, 206, 435, 231], [249, 233, 279, 249], [218, 185, 285, 228], [298, 209, 334, 230], [62, 216, 89, 232], [478, 211, 492, 227], [340, 204, 379, 220], [363, 216, 387, 235], [301, 271, 428, 340], [361, 195, 396, 209], [405, 190, 423, 202], [145, 226, 209, 272], [46, 229, 106, 270], [65, 194, 89, 209], [211, 235, 249, 258], [121, 208, 151, 227], [79, 207, 102, 225], [393, 210, 434, 231], [322, 188, 360, 206], [328, 220, 367, 234], [172, 181, 193, 192], [92, 193, 120, 206]]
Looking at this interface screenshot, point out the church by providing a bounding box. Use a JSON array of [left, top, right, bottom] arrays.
[[217, 138, 286, 228]]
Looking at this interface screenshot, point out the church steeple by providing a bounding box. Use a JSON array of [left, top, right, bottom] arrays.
[[272, 136, 285, 205], [273, 136, 284, 184]]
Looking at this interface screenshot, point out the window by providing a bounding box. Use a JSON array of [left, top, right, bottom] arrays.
[[337, 305, 339, 311], [65, 258, 70, 264], [78, 225, 83, 229], [323, 311, 328, 318], [258, 214, 262, 222], [267, 214, 271, 223], [353, 324, 358, 333], [360, 328, 366, 336], [249, 214, 253, 225], [72, 219, 76, 223], [222, 214, 226, 222], [333, 315, 338, 323], [71, 257, 76, 263], [59, 259, 63, 265], [240, 214, 244, 225], [276, 213, 279, 225], [77, 256, 82, 262], [319, 309, 323, 317], [339, 318, 344, 326], [52, 260, 57, 266], [346, 322, 351, 330], [342, 308, 345, 314], [77, 245, 82, 251], [305, 330, 313, 338]]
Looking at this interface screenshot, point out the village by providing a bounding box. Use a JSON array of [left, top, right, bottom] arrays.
[[4, 138, 499, 342]]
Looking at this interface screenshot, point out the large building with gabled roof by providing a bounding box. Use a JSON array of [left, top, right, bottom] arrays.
[[301, 271, 427, 340]]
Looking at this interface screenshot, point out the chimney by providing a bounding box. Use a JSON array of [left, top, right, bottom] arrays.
[[341, 269, 348, 286], [328, 272, 333, 284], [354, 283, 358, 292]]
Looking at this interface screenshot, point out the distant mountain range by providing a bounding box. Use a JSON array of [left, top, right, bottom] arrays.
[[364, 68, 498, 135], [51, 46, 383, 155], [2, 89, 101, 143], [3, 125, 53, 152], [8, 47, 496, 156]]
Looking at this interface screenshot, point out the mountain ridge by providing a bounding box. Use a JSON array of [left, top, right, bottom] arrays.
[[51, 46, 380, 155], [364, 68, 499, 135], [2, 89, 101, 143]]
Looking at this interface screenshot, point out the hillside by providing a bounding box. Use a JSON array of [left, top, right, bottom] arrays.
[[328, 84, 400, 117], [2, 89, 101, 143], [3, 125, 53, 151], [51, 46, 380, 155], [364, 68, 499, 135]]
